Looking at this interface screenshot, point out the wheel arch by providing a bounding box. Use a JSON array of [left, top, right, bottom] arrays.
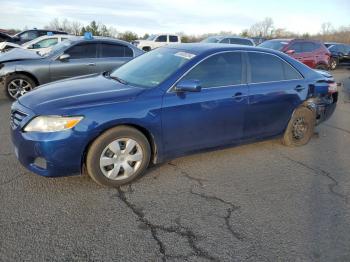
[[81, 123, 159, 174], [7, 71, 40, 86]]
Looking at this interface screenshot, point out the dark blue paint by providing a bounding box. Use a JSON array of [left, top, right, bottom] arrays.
[[11, 44, 337, 177]]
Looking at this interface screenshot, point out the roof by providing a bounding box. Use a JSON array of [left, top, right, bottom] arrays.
[[166, 43, 280, 55], [206, 35, 254, 41]]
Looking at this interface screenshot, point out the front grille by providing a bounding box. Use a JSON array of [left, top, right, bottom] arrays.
[[10, 110, 28, 129]]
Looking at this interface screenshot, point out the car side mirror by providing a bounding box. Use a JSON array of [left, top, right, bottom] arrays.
[[175, 80, 202, 92], [58, 54, 70, 62], [285, 49, 295, 55]]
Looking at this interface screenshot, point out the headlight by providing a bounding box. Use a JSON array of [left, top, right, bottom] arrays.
[[24, 116, 83, 132]]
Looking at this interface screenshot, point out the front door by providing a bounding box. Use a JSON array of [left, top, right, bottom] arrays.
[[49, 42, 99, 81], [162, 51, 248, 156]]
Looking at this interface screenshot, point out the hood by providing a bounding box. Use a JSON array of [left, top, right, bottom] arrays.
[[0, 42, 21, 51], [18, 74, 145, 114], [135, 40, 153, 44], [0, 48, 42, 63]]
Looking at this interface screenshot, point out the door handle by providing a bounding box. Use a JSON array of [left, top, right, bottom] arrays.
[[233, 92, 244, 102], [87, 63, 96, 66], [295, 85, 305, 92]]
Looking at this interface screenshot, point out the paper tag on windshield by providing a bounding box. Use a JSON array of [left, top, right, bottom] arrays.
[[175, 52, 196, 60]]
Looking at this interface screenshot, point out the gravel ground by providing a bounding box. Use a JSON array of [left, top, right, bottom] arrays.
[[1, 67, 350, 261]]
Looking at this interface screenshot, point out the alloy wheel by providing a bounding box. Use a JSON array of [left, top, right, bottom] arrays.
[[7, 79, 33, 99], [99, 138, 143, 180]]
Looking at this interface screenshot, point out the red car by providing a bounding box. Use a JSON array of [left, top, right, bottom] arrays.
[[259, 39, 330, 70]]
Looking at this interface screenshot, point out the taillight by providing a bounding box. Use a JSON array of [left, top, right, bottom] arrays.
[[328, 82, 337, 93]]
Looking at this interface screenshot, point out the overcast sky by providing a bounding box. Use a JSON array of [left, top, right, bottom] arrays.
[[0, 0, 349, 35]]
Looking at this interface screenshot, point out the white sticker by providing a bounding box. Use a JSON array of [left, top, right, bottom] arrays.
[[174, 52, 196, 60]]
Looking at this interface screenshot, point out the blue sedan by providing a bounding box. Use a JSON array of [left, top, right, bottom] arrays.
[[11, 44, 338, 186]]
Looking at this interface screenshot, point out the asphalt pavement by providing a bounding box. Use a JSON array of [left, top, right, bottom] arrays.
[[1, 67, 350, 261]]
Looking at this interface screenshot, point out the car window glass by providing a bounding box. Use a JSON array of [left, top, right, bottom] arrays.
[[249, 52, 301, 82], [66, 43, 97, 59], [20, 31, 37, 41], [182, 52, 242, 88], [230, 38, 253, 46], [156, 35, 167, 42], [169, 35, 178, 42], [100, 43, 133, 57], [344, 45, 350, 54], [288, 42, 302, 53], [220, 38, 230, 44], [302, 42, 315, 52], [35, 38, 58, 48]]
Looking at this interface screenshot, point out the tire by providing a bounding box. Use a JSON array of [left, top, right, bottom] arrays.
[[315, 64, 328, 71], [86, 126, 151, 187], [4, 73, 36, 100], [329, 57, 338, 70], [282, 107, 316, 147], [142, 46, 151, 52]]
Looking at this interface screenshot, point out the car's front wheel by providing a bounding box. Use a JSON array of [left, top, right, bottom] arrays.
[[86, 126, 151, 187], [282, 107, 316, 146], [4, 73, 36, 100]]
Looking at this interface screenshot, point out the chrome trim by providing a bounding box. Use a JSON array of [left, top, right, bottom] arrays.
[[167, 50, 304, 93]]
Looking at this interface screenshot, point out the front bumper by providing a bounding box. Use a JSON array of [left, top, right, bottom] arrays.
[[10, 102, 91, 177]]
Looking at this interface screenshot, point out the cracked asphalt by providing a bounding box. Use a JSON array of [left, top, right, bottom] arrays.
[[1, 67, 350, 261]]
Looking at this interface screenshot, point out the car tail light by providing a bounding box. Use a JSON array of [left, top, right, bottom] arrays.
[[328, 82, 337, 94]]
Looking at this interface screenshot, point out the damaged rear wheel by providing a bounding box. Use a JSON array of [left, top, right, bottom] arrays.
[[282, 107, 316, 146]]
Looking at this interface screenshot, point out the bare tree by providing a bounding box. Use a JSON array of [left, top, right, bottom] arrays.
[[249, 17, 274, 38]]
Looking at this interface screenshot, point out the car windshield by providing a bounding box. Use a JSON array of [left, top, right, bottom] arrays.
[[43, 39, 72, 57], [110, 48, 195, 88], [146, 35, 157, 41], [259, 40, 289, 51], [201, 37, 219, 43]]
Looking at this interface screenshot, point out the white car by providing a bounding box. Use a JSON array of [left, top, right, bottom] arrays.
[[132, 34, 181, 51], [0, 34, 74, 54]]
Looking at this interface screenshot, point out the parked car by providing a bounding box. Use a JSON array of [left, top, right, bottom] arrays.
[[132, 34, 181, 51], [259, 39, 331, 70], [0, 32, 13, 43], [7, 29, 68, 44], [324, 42, 350, 70], [201, 36, 255, 46], [11, 44, 338, 187], [0, 37, 144, 100], [0, 34, 75, 53]]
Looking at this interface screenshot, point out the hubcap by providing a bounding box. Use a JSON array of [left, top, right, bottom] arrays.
[[331, 60, 337, 69], [292, 117, 308, 140], [99, 138, 143, 181], [8, 79, 32, 99]]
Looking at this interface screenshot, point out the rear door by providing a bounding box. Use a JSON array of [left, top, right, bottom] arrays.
[[245, 51, 305, 138], [49, 42, 99, 81], [97, 42, 134, 72]]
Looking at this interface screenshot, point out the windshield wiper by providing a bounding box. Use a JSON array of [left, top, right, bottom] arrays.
[[104, 71, 128, 85]]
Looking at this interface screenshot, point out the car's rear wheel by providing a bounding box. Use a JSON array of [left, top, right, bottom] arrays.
[[142, 46, 151, 52], [282, 107, 316, 146], [329, 58, 338, 70], [86, 126, 151, 187], [4, 74, 36, 100]]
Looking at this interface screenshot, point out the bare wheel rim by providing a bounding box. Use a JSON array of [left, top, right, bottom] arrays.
[[99, 138, 143, 181], [331, 60, 337, 69], [7, 79, 32, 99], [292, 117, 308, 140]]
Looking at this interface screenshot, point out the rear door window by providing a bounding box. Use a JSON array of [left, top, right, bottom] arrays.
[[66, 43, 98, 59], [248, 52, 302, 83], [182, 52, 243, 88], [156, 35, 167, 42], [100, 43, 133, 58], [302, 42, 316, 52], [288, 42, 303, 53], [169, 35, 178, 42]]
